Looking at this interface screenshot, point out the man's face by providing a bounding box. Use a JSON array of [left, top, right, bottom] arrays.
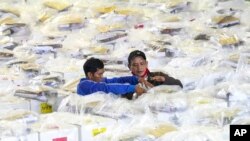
[[88, 68, 104, 82], [129, 56, 148, 77]]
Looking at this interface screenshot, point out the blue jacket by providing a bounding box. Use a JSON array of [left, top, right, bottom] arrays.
[[77, 76, 139, 96]]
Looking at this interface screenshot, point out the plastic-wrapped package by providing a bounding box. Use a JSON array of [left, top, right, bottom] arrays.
[[14, 85, 57, 104], [43, 56, 83, 76], [0, 3, 21, 26], [0, 23, 30, 38], [61, 77, 81, 93], [0, 49, 15, 61], [29, 72, 65, 88], [58, 93, 146, 119], [95, 30, 128, 44], [98, 114, 178, 141], [236, 53, 250, 82], [43, 0, 72, 11], [0, 95, 30, 111], [0, 120, 35, 140], [157, 125, 228, 141], [196, 70, 234, 89], [41, 12, 86, 34], [135, 91, 187, 114], [231, 112, 250, 124], [147, 85, 182, 94], [58, 93, 114, 114], [187, 89, 227, 107], [216, 83, 250, 108], [180, 103, 242, 126], [0, 78, 15, 96], [0, 109, 39, 124]]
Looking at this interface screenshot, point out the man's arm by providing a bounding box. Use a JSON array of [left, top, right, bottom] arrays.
[[162, 75, 183, 88], [148, 72, 183, 88]]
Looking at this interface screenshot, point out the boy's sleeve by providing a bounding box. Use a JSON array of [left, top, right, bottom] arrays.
[[105, 76, 139, 85], [77, 80, 136, 96]]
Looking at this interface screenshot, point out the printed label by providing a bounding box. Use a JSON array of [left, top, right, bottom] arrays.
[[40, 102, 52, 113], [92, 127, 107, 136]]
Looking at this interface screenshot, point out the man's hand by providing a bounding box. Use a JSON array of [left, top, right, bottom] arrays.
[[138, 78, 154, 89], [150, 76, 165, 82]]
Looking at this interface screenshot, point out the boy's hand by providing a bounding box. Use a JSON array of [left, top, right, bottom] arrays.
[[135, 85, 146, 96]]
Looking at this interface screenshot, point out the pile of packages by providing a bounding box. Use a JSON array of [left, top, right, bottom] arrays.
[[1, 0, 250, 140]]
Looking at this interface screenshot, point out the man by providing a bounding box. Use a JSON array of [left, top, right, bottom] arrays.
[[77, 57, 147, 98], [127, 50, 183, 88]]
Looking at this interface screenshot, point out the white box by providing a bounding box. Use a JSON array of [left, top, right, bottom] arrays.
[[76, 115, 117, 141], [42, 112, 117, 141], [30, 94, 66, 114], [39, 127, 78, 141], [30, 115, 79, 141], [30, 100, 53, 114]]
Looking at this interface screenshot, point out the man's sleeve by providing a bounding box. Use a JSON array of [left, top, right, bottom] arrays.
[[149, 72, 183, 88], [77, 80, 136, 95], [105, 76, 139, 85], [163, 75, 183, 88]]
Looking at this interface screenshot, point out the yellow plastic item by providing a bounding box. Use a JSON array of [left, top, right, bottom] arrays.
[[146, 124, 177, 137], [95, 6, 116, 13], [211, 108, 240, 119], [165, 16, 181, 22], [97, 23, 124, 32], [38, 11, 54, 22], [92, 127, 107, 136], [20, 63, 40, 71], [57, 14, 83, 24], [115, 8, 139, 15], [218, 16, 239, 24], [43, 1, 71, 11], [166, 0, 184, 7], [0, 8, 20, 17], [40, 103, 53, 114], [228, 53, 239, 62], [91, 46, 109, 54], [62, 78, 80, 92], [0, 17, 17, 24], [212, 16, 239, 24], [219, 36, 238, 46]]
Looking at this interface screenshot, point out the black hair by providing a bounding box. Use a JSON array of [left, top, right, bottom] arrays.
[[83, 57, 104, 77], [128, 50, 146, 65]]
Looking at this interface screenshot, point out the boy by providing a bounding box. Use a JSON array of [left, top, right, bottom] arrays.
[[77, 57, 147, 98]]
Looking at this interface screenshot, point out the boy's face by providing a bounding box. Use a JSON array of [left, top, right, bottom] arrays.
[[88, 68, 104, 82], [129, 56, 148, 77]]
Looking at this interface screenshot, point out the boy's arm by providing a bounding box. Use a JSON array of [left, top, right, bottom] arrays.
[[77, 80, 137, 95], [105, 76, 139, 85]]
